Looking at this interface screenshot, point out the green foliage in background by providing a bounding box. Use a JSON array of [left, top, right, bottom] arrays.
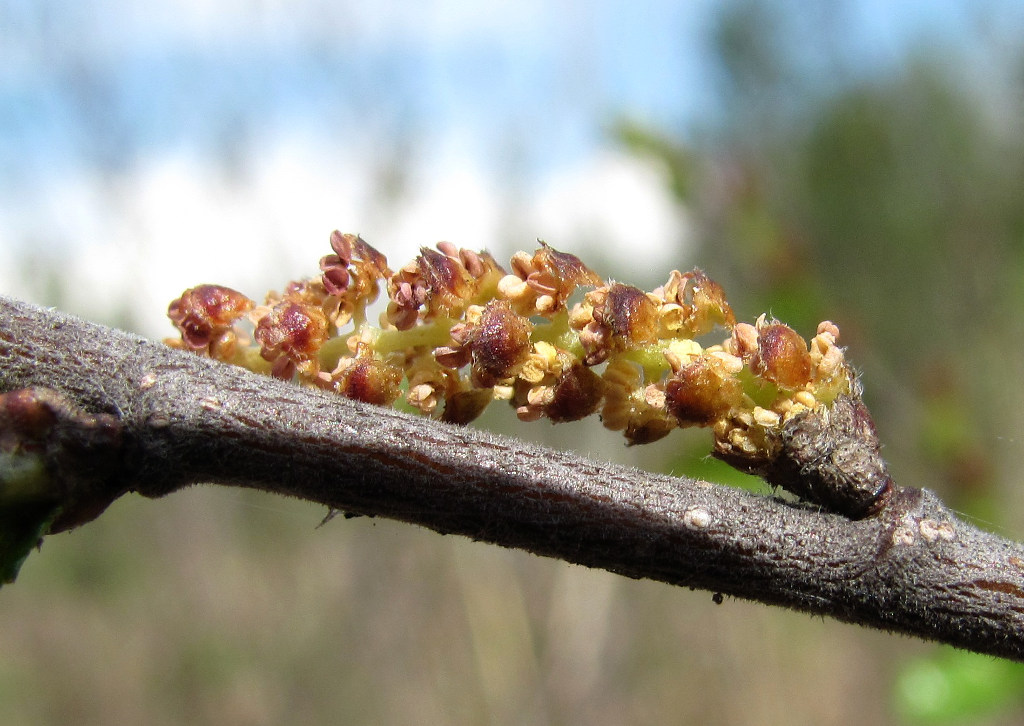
[[895, 649, 1024, 724], [620, 0, 1024, 721], [5, 2, 1024, 723]]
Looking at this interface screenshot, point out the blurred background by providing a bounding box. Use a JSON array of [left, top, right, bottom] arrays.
[[3, 0, 1024, 723]]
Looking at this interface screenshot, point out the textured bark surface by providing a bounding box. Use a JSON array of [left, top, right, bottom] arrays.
[[2, 294, 1024, 660]]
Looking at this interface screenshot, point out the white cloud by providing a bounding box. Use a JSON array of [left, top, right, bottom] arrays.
[[529, 150, 691, 282], [0, 134, 690, 338]]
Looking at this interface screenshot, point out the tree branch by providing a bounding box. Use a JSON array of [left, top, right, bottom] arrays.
[[3, 294, 1024, 660]]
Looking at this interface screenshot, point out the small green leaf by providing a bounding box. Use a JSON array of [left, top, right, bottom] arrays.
[[0, 501, 59, 584], [894, 648, 1024, 723], [0, 449, 61, 585], [666, 441, 766, 493]]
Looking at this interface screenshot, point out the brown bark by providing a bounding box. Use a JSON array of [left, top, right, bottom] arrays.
[[2, 295, 1024, 660]]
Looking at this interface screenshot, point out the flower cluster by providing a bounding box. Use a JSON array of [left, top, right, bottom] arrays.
[[167, 232, 854, 476]]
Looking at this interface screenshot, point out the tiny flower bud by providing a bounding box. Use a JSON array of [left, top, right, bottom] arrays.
[[254, 301, 329, 378], [434, 344, 473, 370], [816, 320, 840, 341], [408, 383, 440, 414], [729, 323, 759, 360], [168, 233, 871, 518], [752, 323, 812, 389], [683, 269, 736, 334], [470, 300, 533, 387], [653, 269, 735, 336], [167, 285, 253, 353], [530, 243, 602, 296], [417, 246, 475, 317], [544, 365, 604, 422], [624, 416, 675, 445], [526, 385, 555, 407], [518, 341, 556, 383], [333, 357, 403, 406], [318, 231, 391, 303], [503, 242, 602, 315], [497, 274, 530, 301], [599, 283, 659, 345], [320, 265, 351, 297], [579, 283, 658, 365], [665, 354, 745, 426], [441, 388, 494, 424], [319, 231, 356, 295]]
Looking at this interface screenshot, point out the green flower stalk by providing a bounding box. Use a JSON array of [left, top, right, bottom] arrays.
[[167, 231, 889, 518]]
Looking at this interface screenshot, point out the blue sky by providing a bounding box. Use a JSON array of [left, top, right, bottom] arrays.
[[0, 0, 1019, 333]]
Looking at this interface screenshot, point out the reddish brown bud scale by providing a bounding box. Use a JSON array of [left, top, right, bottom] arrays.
[[579, 283, 660, 365], [0, 387, 124, 535], [330, 230, 355, 260], [418, 246, 474, 312], [470, 301, 533, 387], [544, 365, 604, 422], [683, 270, 736, 332], [335, 358, 403, 406], [665, 356, 744, 426], [441, 389, 494, 425], [539, 244, 603, 290], [510, 243, 603, 313], [601, 283, 659, 345], [351, 236, 391, 277], [254, 302, 329, 374], [624, 418, 674, 445], [418, 246, 462, 291], [753, 323, 812, 388]]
